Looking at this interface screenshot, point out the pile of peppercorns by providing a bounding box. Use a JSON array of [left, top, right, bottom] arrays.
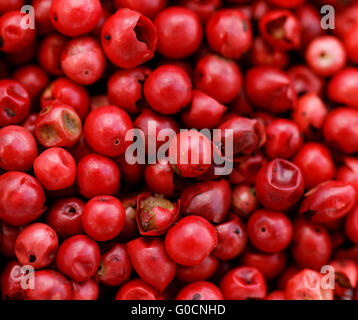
[[1, 0, 358, 301]]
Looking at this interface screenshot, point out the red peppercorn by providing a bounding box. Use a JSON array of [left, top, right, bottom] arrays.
[[176, 281, 223, 300], [46, 197, 85, 238], [56, 234, 100, 282], [305, 36, 346, 77], [330, 259, 357, 299], [194, 54, 242, 104], [248, 209, 293, 253], [259, 10, 301, 51], [37, 34, 66, 76], [82, 196, 125, 242], [23, 270, 72, 300], [255, 158, 305, 211], [0, 171, 46, 226], [336, 157, 358, 192], [136, 193, 179, 236], [231, 185, 258, 219], [0, 80, 30, 127], [115, 153, 145, 185], [154, 7, 203, 59], [127, 237, 176, 292], [213, 214, 247, 260], [327, 68, 358, 108], [15, 223, 58, 269], [144, 65, 192, 115], [345, 205, 358, 245], [206, 9, 252, 59], [77, 153, 120, 198], [108, 67, 151, 114], [101, 8, 157, 69], [35, 102, 82, 148], [0, 125, 37, 172], [1, 261, 23, 300], [220, 266, 267, 300], [180, 179, 231, 223], [265, 119, 302, 159], [115, 279, 160, 300], [60, 36, 106, 86], [114, 0, 167, 19], [291, 219, 332, 270], [98, 243, 132, 287], [84, 105, 133, 157], [33, 0, 55, 35], [41, 77, 90, 120], [0, 222, 22, 258], [144, 159, 175, 197], [50, 0, 102, 37], [176, 255, 218, 283], [165, 215, 218, 266], [180, 0, 221, 23], [169, 130, 212, 178], [285, 269, 334, 300], [241, 249, 287, 280], [34, 147, 76, 191], [0, 0, 24, 14], [12, 65, 49, 102], [0, 11, 36, 53], [181, 90, 227, 129], [71, 279, 99, 300], [323, 107, 358, 154]]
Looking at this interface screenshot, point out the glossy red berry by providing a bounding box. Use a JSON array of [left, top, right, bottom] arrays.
[[194, 54, 242, 104], [33, 0, 55, 35], [50, 0, 102, 37], [60, 36, 106, 86], [15, 223, 58, 269], [101, 8, 157, 68], [38, 34, 66, 76], [71, 279, 99, 300], [56, 234, 100, 282], [1, 261, 23, 300], [259, 10, 301, 51], [231, 185, 258, 219], [165, 216, 217, 266], [0, 172, 46, 226], [144, 159, 175, 197], [181, 90, 226, 129], [34, 147, 76, 191], [220, 266, 267, 300], [169, 130, 212, 178], [285, 269, 334, 300], [206, 9, 252, 59], [127, 237, 176, 292], [77, 153, 120, 198], [0, 125, 37, 172], [136, 193, 179, 236], [176, 255, 218, 283], [115, 279, 160, 300], [299, 181, 357, 223], [35, 102, 82, 148], [154, 7, 203, 59], [144, 65, 192, 115], [344, 23, 358, 64], [305, 36, 346, 77], [0, 11, 36, 53], [0, 222, 22, 258], [177, 281, 223, 300], [255, 159, 305, 211], [336, 157, 358, 192], [46, 197, 84, 238], [180, 0, 221, 23], [114, 0, 166, 19], [213, 214, 247, 260], [108, 67, 151, 114], [248, 209, 293, 253], [288, 65, 324, 97], [245, 67, 296, 114], [23, 270, 72, 300], [323, 107, 358, 154], [98, 243, 132, 286], [82, 196, 125, 242], [293, 143, 335, 189], [291, 219, 332, 270], [180, 179, 231, 223], [84, 105, 133, 157], [265, 119, 302, 159], [0, 79, 30, 127], [0, 0, 24, 14]]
